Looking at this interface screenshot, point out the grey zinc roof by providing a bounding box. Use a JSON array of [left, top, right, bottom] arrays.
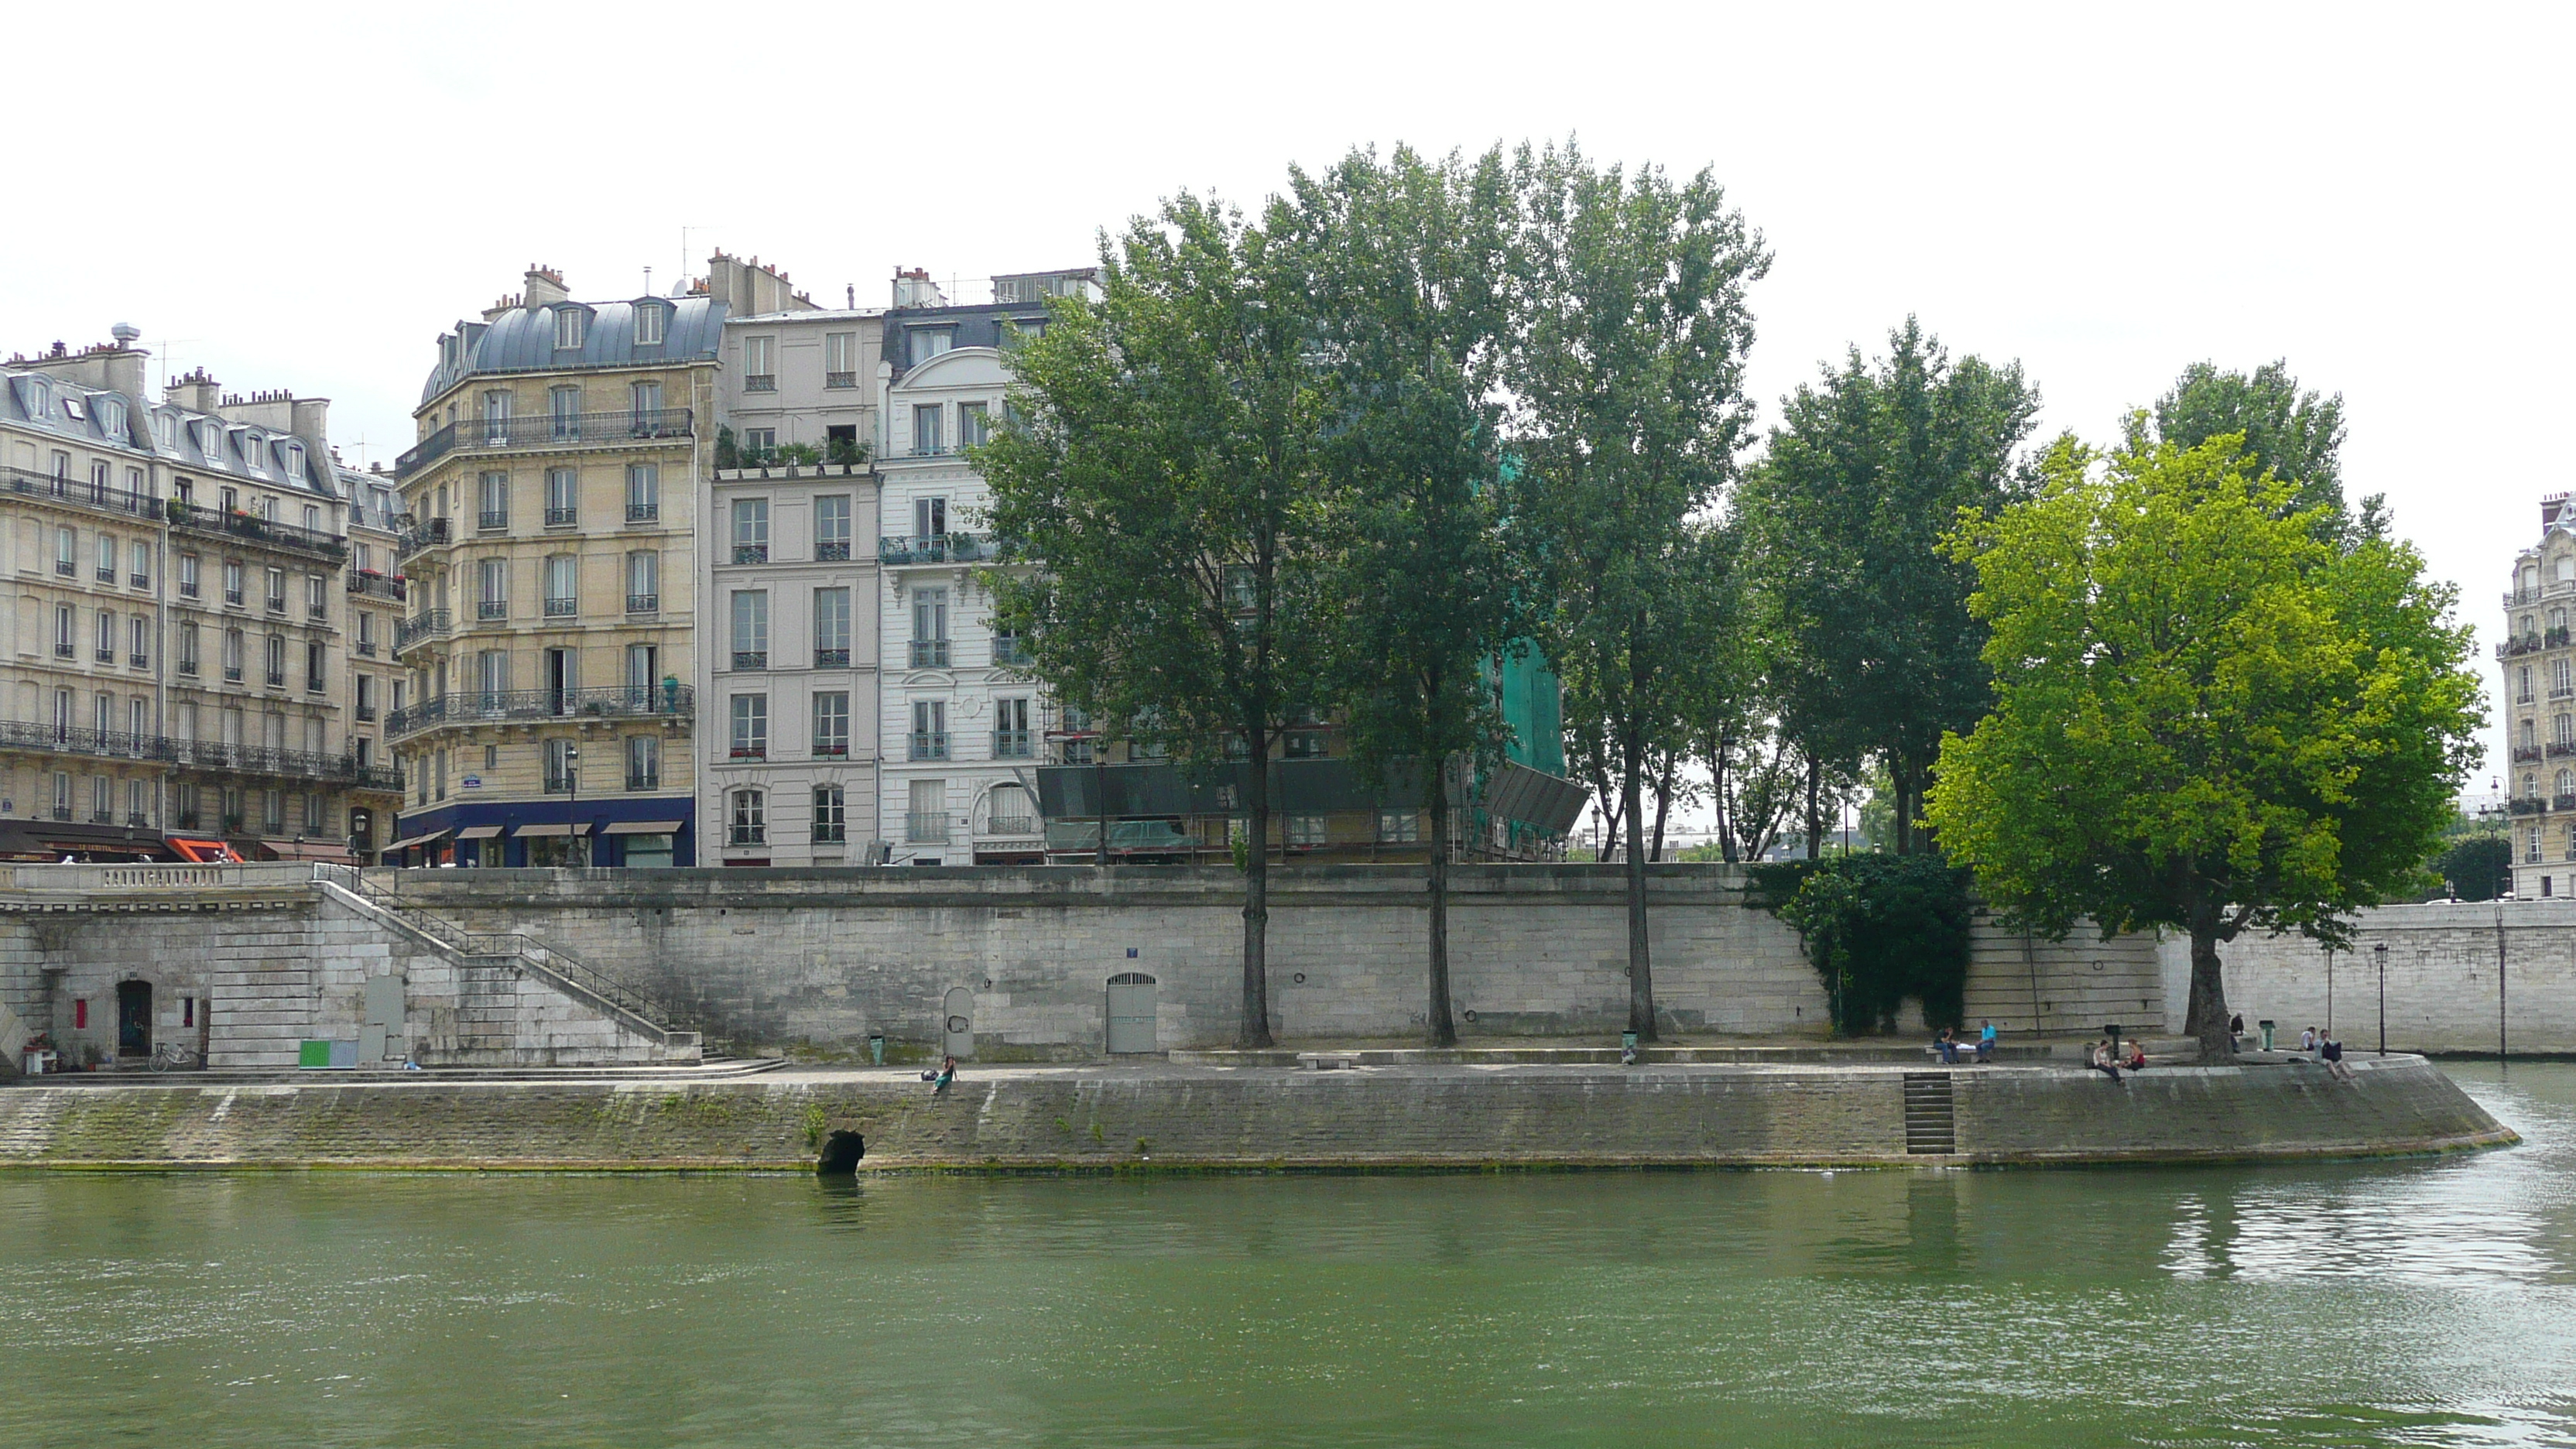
[[1, 368, 149, 454], [419, 295, 728, 405]]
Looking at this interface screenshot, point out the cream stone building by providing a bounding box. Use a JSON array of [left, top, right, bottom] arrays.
[[0, 333, 391, 866], [385, 268, 716, 867], [2504, 491, 2576, 899]]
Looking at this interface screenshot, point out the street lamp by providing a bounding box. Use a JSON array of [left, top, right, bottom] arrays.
[[564, 742, 582, 867], [2374, 942, 2388, 1056]]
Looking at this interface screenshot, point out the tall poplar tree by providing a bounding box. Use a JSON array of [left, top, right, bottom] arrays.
[[978, 192, 1334, 1049], [1283, 144, 1519, 1046], [1506, 142, 1769, 1040]]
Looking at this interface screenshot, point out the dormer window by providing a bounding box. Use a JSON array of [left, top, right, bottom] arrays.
[[440, 334, 462, 371], [197, 420, 223, 461], [154, 411, 176, 447], [94, 396, 125, 438], [909, 327, 955, 366], [240, 432, 263, 471], [634, 303, 666, 347], [281, 440, 306, 480], [553, 307, 587, 351], [22, 377, 48, 418]]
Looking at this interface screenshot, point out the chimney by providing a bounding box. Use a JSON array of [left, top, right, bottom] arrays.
[[290, 397, 331, 447], [2546, 493, 2571, 533], [166, 367, 221, 413], [522, 265, 570, 308], [892, 267, 945, 309]]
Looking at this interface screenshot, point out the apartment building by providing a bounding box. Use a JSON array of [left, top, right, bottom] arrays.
[[2505, 491, 2576, 898], [385, 267, 714, 867], [0, 334, 388, 862], [701, 254, 885, 864], [875, 268, 1090, 865], [337, 462, 407, 858]]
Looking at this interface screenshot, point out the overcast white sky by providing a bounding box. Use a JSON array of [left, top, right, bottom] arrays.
[[6, 1, 2560, 810]]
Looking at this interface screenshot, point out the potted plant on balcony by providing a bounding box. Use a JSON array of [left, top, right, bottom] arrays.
[[714, 426, 741, 471]]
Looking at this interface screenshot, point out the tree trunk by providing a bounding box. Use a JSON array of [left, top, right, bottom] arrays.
[[2186, 909, 2233, 1062], [1804, 754, 1822, 860], [1649, 749, 1678, 862], [1240, 742, 1275, 1049], [1713, 728, 1738, 864], [1624, 749, 1656, 1041], [1425, 757, 1456, 1047]]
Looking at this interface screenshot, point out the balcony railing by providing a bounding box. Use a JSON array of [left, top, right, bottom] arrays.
[[743, 374, 776, 392], [825, 371, 858, 389], [396, 518, 451, 557], [393, 408, 695, 480], [355, 639, 376, 656], [880, 533, 1003, 565], [626, 502, 659, 523], [2513, 745, 2544, 762], [385, 683, 695, 738], [815, 540, 851, 561], [814, 822, 848, 844], [626, 772, 658, 792], [545, 506, 578, 527], [130, 573, 149, 590], [732, 650, 767, 671], [478, 599, 508, 620], [909, 731, 950, 761], [729, 741, 767, 759], [171, 505, 348, 564], [544, 598, 579, 617], [906, 810, 950, 843], [728, 825, 766, 846], [3, 464, 161, 523], [813, 739, 848, 759], [985, 814, 1039, 837], [478, 509, 509, 533], [732, 543, 769, 564], [347, 571, 407, 602], [396, 609, 451, 650], [992, 729, 1033, 759], [2557, 794, 2576, 814], [2512, 797, 2549, 815], [265, 594, 288, 615], [909, 639, 950, 668], [814, 648, 849, 668], [627, 593, 659, 614], [0, 719, 402, 789]]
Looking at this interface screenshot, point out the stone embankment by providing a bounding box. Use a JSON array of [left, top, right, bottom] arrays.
[[0, 1055, 2513, 1170]]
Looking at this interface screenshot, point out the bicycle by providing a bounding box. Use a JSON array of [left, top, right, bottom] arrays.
[[148, 1041, 201, 1072]]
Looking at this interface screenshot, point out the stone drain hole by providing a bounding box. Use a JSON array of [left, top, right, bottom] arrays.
[[815, 1131, 867, 1175]]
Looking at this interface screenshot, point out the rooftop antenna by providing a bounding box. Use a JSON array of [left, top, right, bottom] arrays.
[[680, 224, 729, 287], [643, 265, 654, 298], [150, 334, 202, 395]]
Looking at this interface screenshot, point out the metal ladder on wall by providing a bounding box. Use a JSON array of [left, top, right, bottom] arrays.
[[1901, 1073, 1958, 1156], [307, 864, 698, 1043]]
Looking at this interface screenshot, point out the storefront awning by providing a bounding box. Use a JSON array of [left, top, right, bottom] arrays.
[[383, 830, 449, 854], [454, 825, 504, 841], [261, 839, 358, 863], [512, 822, 583, 838], [599, 820, 683, 836]]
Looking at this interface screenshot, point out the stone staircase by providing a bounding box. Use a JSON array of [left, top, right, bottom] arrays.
[[1901, 1072, 1958, 1155]]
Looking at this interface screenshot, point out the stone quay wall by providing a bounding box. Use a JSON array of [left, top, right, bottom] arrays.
[[2201, 899, 2576, 1056], [0, 1055, 2511, 1170]]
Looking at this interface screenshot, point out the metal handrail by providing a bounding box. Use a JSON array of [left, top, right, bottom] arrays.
[[387, 683, 696, 736], [170, 506, 348, 564], [395, 409, 695, 480]]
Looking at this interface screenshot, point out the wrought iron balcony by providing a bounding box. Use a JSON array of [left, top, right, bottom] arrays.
[[2, 464, 163, 523], [171, 505, 348, 564], [386, 683, 695, 738], [814, 648, 849, 668], [626, 502, 659, 523], [355, 639, 376, 656], [729, 741, 767, 759], [908, 639, 950, 668], [814, 820, 848, 844], [743, 374, 776, 392], [732, 650, 767, 671], [627, 593, 659, 614], [396, 609, 451, 650], [2511, 796, 2549, 815], [545, 506, 578, 527], [544, 597, 579, 617], [0, 719, 402, 789], [815, 540, 851, 561], [992, 729, 1032, 759], [732, 543, 769, 564], [478, 599, 508, 620], [346, 571, 407, 602], [728, 824, 766, 846], [824, 372, 858, 389], [879, 533, 1003, 565], [2517, 745, 2547, 762], [906, 810, 950, 843], [909, 731, 950, 761], [985, 814, 1039, 837], [478, 509, 509, 533], [813, 739, 848, 759], [393, 407, 695, 480], [396, 518, 451, 557]]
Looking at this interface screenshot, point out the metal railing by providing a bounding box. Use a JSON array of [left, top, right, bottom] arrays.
[[626, 502, 659, 523], [815, 540, 851, 561], [728, 825, 766, 845], [0, 719, 403, 788], [906, 810, 950, 842], [396, 518, 451, 557], [909, 731, 950, 760], [909, 639, 950, 667], [2513, 745, 2543, 762], [394, 408, 695, 480], [814, 647, 849, 668], [985, 814, 1039, 836], [627, 593, 658, 613], [731, 649, 766, 670], [731, 543, 769, 564], [170, 506, 348, 564], [3, 464, 161, 522], [813, 738, 848, 758], [478, 509, 509, 532], [992, 729, 1032, 759], [824, 371, 858, 389], [880, 533, 1002, 565], [2512, 797, 2549, 815], [543, 597, 578, 617], [478, 599, 508, 620], [742, 374, 776, 392], [545, 506, 578, 527], [387, 683, 695, 737], [396, 609, 451, 650]]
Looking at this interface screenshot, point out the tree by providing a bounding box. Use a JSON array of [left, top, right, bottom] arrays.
[[1923, 432, 2485, 1059], [2434, 831, 2510, 902], [1738, 319, 2040, 855], [2146, 359, 2350, 528], [1282, 143, 1521, 1046], [978, 191, 1336, 1049], [1506, 142, 1769, 1040]]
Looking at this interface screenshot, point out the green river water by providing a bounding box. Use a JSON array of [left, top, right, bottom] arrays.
[[3, 1063, 2571, 1448]]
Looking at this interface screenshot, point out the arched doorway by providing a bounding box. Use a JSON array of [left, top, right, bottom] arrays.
[[115, 980, 152, 1059], [941, 987, 975, 1060], [1106, 972, 1157, 1054]]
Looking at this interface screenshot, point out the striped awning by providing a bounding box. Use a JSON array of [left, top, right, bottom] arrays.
[[454, 825, 504, 841], [599, 820, 683, 836], [383, 829, 449, 854], [512, 822, 581, 838]]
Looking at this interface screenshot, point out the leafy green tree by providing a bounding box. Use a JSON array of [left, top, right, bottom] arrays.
[[1281, 143, 1520, 1046], [2435, 831, 2511, 902], [1738, 319, 2040, 855], [978, 191, 1336, 1049], [1924, 432, 2485, 1058], [1755, 855, 1975, 1033], [1506, 142, 1769, 1040], [2146, 360, 2350, 529]]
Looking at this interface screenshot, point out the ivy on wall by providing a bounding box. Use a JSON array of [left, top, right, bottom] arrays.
[[1746, 855, 1974, 1034]]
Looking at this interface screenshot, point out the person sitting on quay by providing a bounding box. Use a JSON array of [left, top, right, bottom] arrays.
[[2321, 1033, 2354, 1082], [1936, 1027, 1962, 1064], [2299, 1024, 2320, 1060], [921, 1055, 958, 1094], [2125, 1040, 2146, 1072], [2086, 1039, 2123, 1082], [2229, 1013, 2245, 1052], [1977, 1020, 1999, 1063]]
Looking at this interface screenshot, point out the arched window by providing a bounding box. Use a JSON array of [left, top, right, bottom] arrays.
[[2554, 769, 2568, 797]]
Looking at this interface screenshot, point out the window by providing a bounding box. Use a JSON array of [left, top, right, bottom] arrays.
[[131, 616, 149, 669], [129, 540, 149, 589], [812, 784, 846, 844], [813, 691, 850, 757], [545, 738, 577, 793], [730, 694, 769, 758], [631, 380, 663, 423], [480, 389, 513, 440], [731, 498, 769, 563], [1286, 727, 1328, 759], [307, 639, 326, 692], [994, 697, 1031, 758], [731, 591, 769, 670], [1379, 810, 1421, 843], [178, 553, 199, 598], [814, 587, 850, 666], [634, 303, 666, 347], [957, 402, 990, 447], [824, 332, 858, 388], [128, 779, 150, 827], [223, 628, 244, 682], [742, 427, 776, 457], [912, 404, 943, 455], [53, 605, 72, 659], [94, 776, 114, 824], [1288, 815, 1329, 847], [2558, 658, 2574, 697], [730, 788, 766, 845], [908, 779, 947, 842], [910, 700, 948, 759], [543, 555, 578, 617], [815, 495, 851, 560], [265, 634, 286, 687], [307, 574, 327, 620], [2522, 666, 2535, 702], [913, 495, 947, 540], [178, 622, 199, 676], [97, 533, 117, 582], [625, 463, 659, 522], [742, 335, 776, 391], [2560, 715, 2573, 750], [625, 642, 659, 696], [553, 307, 586, 351], [478, 557, 510, 618], [626, 551, 659, 612], [908, 327, 954, 366], [224, 559, 244, 607], [265, 567, 286, 612], [992, 630, 1030, 667], [263, 789, 285, 834], [985, 784, 1034, 836], [96, 609, 115, 663], [54, 526, 74, 577], [478, 471, 509, 530], [356, 674, 377, 722], [910, 586, 950, 667], [625, 734, 659, 791], [544, 467, 578, 526], [476, 649, 509, 704]]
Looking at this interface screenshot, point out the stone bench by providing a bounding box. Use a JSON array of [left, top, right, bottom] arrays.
[[1297, 1052, 1361, 1071]]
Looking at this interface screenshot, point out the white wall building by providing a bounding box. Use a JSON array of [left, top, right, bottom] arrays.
[[872, 268, 1093, 865]]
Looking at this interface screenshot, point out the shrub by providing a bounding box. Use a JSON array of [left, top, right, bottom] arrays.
[[1749, 854, 1972, 1033]]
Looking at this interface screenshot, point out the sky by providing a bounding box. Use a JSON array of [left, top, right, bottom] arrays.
[[5, 0, 2562, 817]]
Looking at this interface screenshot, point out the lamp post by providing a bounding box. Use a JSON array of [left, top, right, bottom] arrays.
[[564, 742, 582, 867], [2374, 942, 2387, 1056]]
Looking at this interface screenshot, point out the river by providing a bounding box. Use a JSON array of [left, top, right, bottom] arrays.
[[2, 1062, 2570, 1448]]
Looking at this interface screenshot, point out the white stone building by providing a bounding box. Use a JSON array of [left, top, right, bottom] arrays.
[[872, 268, 1094, 864], [2503, 491, 2576, 899]]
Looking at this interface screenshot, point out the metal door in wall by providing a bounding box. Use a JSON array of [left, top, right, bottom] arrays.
[[942, 987, 975, 1060], [358, 974, 405, 1065], [1106, 972, 1157, 1054]]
